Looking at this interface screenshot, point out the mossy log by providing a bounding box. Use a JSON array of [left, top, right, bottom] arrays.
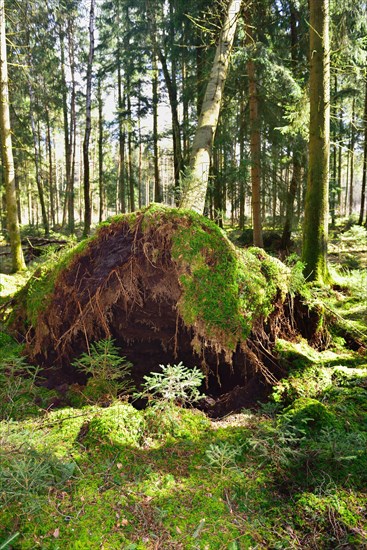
[[9, 206, 319, 405]]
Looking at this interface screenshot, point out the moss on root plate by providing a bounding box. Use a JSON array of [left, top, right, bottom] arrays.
[[8, 206, 302, 397]]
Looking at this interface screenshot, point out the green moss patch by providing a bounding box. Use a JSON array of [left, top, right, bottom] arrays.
[[280, 397, 338, 435]]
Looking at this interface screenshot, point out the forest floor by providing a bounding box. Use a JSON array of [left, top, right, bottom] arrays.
[[0, 220, 366, 549]]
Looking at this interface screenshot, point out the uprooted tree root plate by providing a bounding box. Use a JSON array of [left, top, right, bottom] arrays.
[[8, 205, 325, 416]]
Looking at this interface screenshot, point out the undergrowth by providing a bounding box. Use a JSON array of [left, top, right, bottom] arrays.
[[0, 220, 366, 549], [1, 317, 366, 548]]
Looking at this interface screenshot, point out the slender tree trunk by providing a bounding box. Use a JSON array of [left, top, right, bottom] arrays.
[[182, 19, 190, 164], [61, 19, 77, 233], [98, 77, 104, 223], [45, 107, 55, 228], [196, 38, 205, 118], [349, 97, 355, 216], [358, 70, 367, 225], [280, 2, 302, 249], [28, 83, 49, 236], [138, 95, 142, 209], [212, 142, 223, 227], [157, 48, 182, 199], [180, 0, 242, 213], [152, 52, 161, 203], [127, 93, 135, 212], [0, 0, 25, 271], [59, 25, 71, 230], [82, 0, 95, 238], [168, 0, 182, 196], [302, 0, 330, 283], [247, 15, 263, 247], [281, 156, 301, 249], [117, 60, 126, 213], [146, 1, 182, 199], [330, 75, 338, 227], [239, 91, 247, 230], [338, 107, 343, 215], [14, 170, 21, 224], [344, 142, 349, 216]]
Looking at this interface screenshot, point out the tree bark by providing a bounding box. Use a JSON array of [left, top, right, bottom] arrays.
[[98, 76, 104, 223], [28, 82, 49, 236], [280, 1, 302, 249], [180, 0, 242, 213], [281, 155, 301, 250], [349, 97, 355, 216], [117, 58, 126, 213], [82, 0, 95, 238], [302, 0, 330, 283], [358, 71, 367, 226], [0, 0, 25, 271], [59, 25, 71, 230], [152, 51, 161, 203], [246, 12, 263, 248], [157, 47, 182, 200], [238, 90, 247, 230], [45, 107, 55, 228], [61, 18, 77, 233]]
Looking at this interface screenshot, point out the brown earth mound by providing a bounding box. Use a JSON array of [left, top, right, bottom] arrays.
[[9, 207, 322, 415]]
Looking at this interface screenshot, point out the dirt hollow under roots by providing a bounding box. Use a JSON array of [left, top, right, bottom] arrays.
[[11, 207, 322, 416]]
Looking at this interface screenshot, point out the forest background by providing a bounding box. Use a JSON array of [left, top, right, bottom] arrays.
[[0, 0, 366, 256]]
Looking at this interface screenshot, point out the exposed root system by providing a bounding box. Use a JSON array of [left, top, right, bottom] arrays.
[[10, 207, 323, 416]]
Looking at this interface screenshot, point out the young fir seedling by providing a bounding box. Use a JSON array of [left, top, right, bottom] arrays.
[[72, 338, 134, 403], [137, 361, 204, 408]]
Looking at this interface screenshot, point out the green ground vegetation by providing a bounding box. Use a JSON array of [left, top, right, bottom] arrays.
[[0, 219, 366, 549]]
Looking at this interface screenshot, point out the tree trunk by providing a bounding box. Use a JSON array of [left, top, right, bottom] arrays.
[[330, 75, 338, 227], [196, 36, 205, 118], [28, 82, 49, 236], [0, 0, 25, 271], [247, 17, 263, 248], [182, 19, 190, 165], [180, 0, 242, 213], [157, 48, 182, 200], [82, 0, 95, 238], [138, 93, 142, 209], [61, 18, 77, 233], [117, 59, 126, 213], [281, 155, 301, 250], [280, 1, 302, 249], [98, 77, 104, 223], [59, 25, 71, 230], [358, 71, 367, 226], [45, 107, 55, 228], [349, 97, 355, 216], [152, 51, 161, 203], [302, 0, 330, 283], [127, 93, 135, 212], [239, 91, 247, 230]]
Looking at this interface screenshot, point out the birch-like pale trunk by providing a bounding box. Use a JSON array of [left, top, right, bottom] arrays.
[[180, 0, 242, 213], [0, 0, 25, 271]]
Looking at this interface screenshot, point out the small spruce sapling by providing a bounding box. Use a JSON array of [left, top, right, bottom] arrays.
[[136, 361, 204, 408], [72, 338, 134, 403], [136, 361, 205, 436]]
